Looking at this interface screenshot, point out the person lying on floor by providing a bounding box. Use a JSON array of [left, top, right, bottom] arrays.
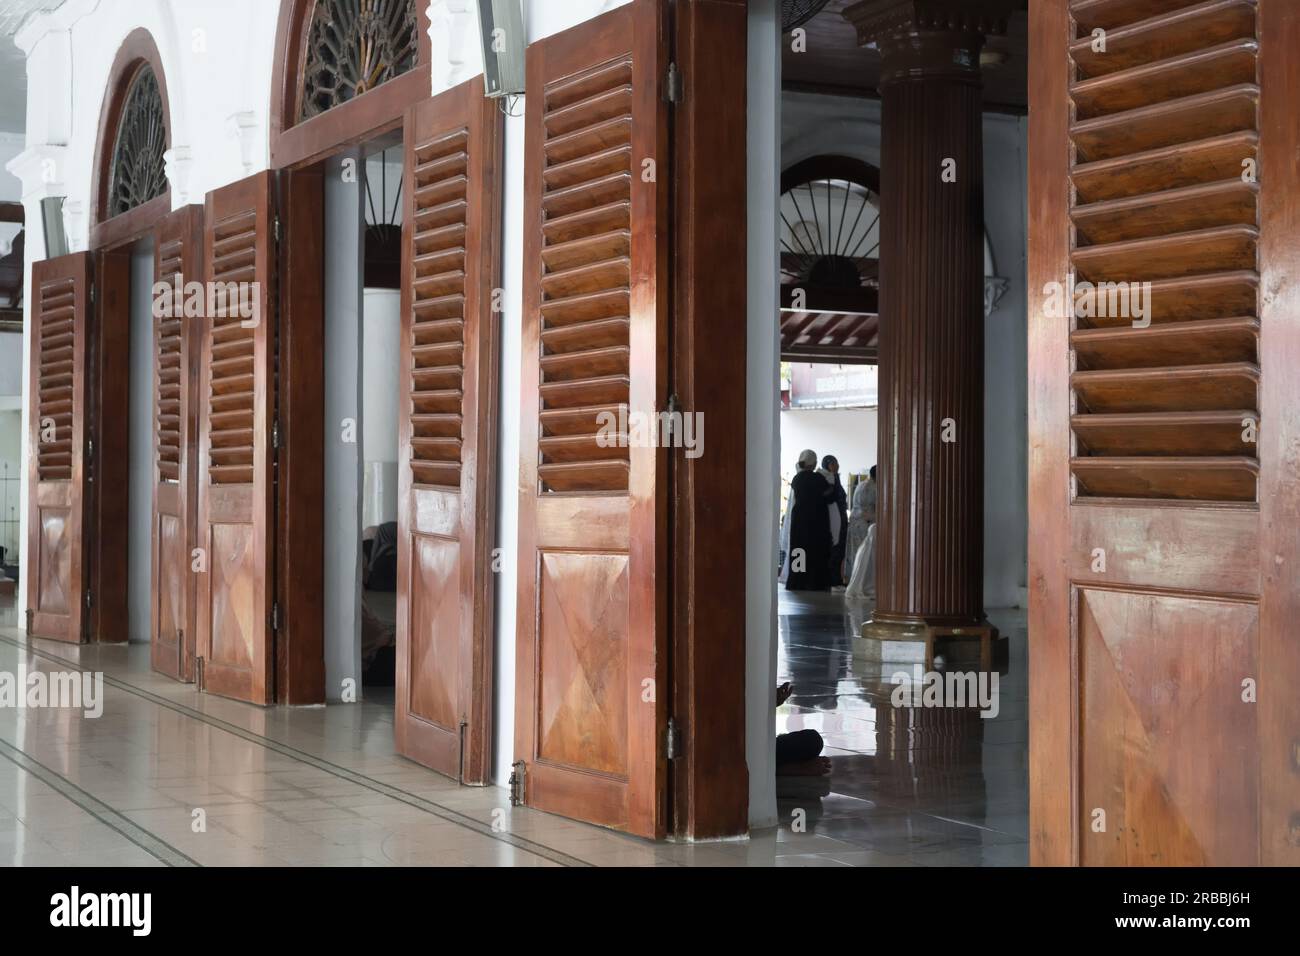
[[775, 682, 831, 776]]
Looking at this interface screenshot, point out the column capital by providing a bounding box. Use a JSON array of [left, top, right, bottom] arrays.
[[843, 0, 1017, 46], [4, 144, 68, 202]]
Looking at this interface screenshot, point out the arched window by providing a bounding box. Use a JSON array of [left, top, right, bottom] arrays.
[[779, 155, 882, 363], [106, 64, 168, 218], [299, 0, 419, 122], [91, 29, 172, 234]]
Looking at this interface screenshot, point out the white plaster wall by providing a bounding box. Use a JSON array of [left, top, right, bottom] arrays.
[[323, 152, 365, 703], [0, 333, 20, 397], [983, 114, 1030, 607], [361, 289, 400, 529], [0, 131, 22, 199], [0, 409, 19, 568], [8, 0, 283, 627], [780, 407, 879, 485], [1, 125, 25, 573]]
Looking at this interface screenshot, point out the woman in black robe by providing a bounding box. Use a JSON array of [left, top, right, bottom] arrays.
[[785, 449, 835, 591]]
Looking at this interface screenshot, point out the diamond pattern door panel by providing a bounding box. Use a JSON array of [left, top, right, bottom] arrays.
[[537, 551, 629, 776], [1079, 588, 1258, 866], [407, 534, 461, 731]]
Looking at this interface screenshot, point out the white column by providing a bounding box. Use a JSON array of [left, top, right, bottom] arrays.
[[746, 0, 780, 830], [427, 0, 486, 96], [490, 84, 526, 790]]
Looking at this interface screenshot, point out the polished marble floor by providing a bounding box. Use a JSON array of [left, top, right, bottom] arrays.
[[774, 589, 1029, 867], [0, 591, 1028, 867]]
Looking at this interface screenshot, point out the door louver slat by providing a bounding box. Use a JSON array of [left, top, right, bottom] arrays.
[[1068, 0, 1260, 502], [408, 128, 469, 489], [205, 211, 258, 485], [535, 55, 635, 494], [155, 237, 185, 482], [36, 278, 77, 480]]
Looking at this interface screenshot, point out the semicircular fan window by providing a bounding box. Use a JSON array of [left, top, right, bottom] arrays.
[[780, 177, 881, 292], [300, 0, 419, 122], [107, 65, 168, 218]]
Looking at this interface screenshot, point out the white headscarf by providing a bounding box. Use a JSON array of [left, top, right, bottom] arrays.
[[797, 448, 817, 470]]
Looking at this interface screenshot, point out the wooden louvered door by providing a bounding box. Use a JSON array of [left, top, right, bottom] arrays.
[[196, 172, 277, 704], [1030, 0, 1300, 866], [26, 253, 93, 643], [151, 206, 203, 681], [394, 78, 502, 783], [514, 0, 670, 837]]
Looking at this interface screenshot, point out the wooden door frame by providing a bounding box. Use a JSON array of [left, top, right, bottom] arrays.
[[1025, 0, 1074, 867], [667, 0, 750, 839], [82, 28, 177, 645], [267, 1, 444, 703], [269, 0, 434, 172], [1255, 0, 1300, 868], [263, 0, 751, 835]]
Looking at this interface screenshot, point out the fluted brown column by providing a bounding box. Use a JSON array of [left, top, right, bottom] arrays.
[[845, 1, 1012, 638]]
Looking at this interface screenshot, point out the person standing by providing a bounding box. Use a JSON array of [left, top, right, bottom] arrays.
[[845, 465, 877, 581], [783, 449, 835, 591], [821, 455, 849, 586]]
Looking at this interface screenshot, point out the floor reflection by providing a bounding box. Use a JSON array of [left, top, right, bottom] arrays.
[[775, 589, 1029, 866]]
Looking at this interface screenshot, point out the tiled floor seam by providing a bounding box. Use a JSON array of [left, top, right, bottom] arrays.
[[0, 736, 200, 867], [0, 634, 594, 868]]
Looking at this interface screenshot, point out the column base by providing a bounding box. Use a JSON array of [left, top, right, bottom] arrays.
[[855, 613, 1000, 671]]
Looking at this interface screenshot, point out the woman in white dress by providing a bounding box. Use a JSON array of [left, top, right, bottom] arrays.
[[844, 465, 876, 582]]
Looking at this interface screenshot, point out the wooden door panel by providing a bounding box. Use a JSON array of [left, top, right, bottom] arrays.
[[394, 76, 501, 783], [514, 0, 669, 838], [1079, 588, 1258, 866], [536, 551, 630, 776], [197, 172, 276, 705], [26, 253, 92, 643], [407, 534, 461, 730], [151, 205, 203, 682], [37, 507, 72, 613], [1028, 0, 1298, 866]]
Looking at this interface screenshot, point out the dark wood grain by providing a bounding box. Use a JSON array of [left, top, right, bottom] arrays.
[[514, 0, 668, 838], [1026, 0, 1074, 867], [87, 248, 130, 644], [1030, 0, 1276, 866], [1254, 0, 1300, 867], [197, 172, 277, 705], [26, 253, 93, 644], [394, 77, 502, 785], [669, 0, 750, 840], [149, 205, 204, 682], [275, 166, 326, 705]]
